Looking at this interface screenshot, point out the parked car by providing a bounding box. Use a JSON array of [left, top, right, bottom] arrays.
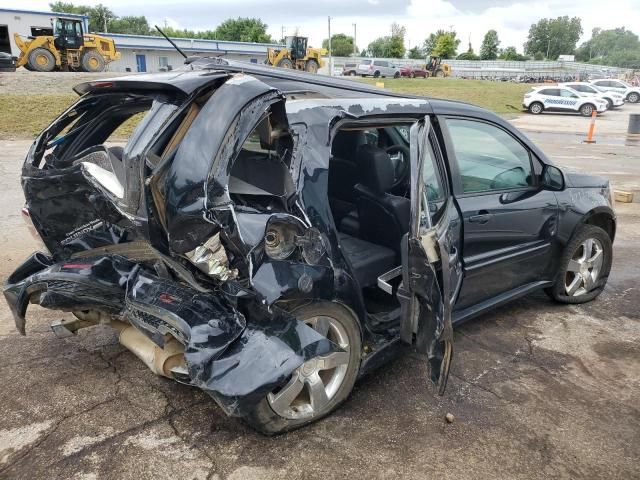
[[342, 63, 357, 76], [560, 82, 625, 109], [400, 65, 428, 78], [357, 59, 401, 78], [523, 86, 608, 116], [590, 79, 640, 103], [0, 52, 17, 72], [4, 59, 615, 435]]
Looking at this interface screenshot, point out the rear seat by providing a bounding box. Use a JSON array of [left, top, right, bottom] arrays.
[[338, 233, 396, 288]]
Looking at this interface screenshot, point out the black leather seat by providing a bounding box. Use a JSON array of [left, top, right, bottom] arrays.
[[328, 131, 366, 225], [339, 233, 396, 288], [354, 144, 410, 257]]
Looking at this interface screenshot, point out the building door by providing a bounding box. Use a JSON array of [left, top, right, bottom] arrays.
[[136, 54, 146, 72], [0, 25, 11, 54]]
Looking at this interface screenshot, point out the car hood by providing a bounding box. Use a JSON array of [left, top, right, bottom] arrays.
[[564, 171, 609, 188]]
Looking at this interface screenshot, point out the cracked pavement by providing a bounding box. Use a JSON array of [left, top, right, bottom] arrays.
[[0, 104, 639, 479]]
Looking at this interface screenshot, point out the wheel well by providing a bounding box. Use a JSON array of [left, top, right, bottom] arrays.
[[585, 212, 615, 241]]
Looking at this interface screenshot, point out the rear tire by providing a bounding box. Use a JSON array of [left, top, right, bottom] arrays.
[[605, 98, 613, 109], [27, 48, 55, 72], [580, 103, 596, 116], [242, 302, 362, 435], [81, 50, 105, 72], [373, 70, 380, 78], [435, 69, 445, 77], [305, 59, 319, 73], [277, 58, 294, 69], [394, 71, 400, 78], [529, 101, 544, 114], [627, 92, 640, 103], [545, 225, 612, 304]]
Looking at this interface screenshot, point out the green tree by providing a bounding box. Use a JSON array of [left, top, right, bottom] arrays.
[[457, 43, 479, 60], [408, 46, 424, 59], [534, 51, 545, 60], [423, 29, 447, 55], [480, 29, 500, 60], [50, 2, 115, 32], [432, 31, 460, 59], [388, 22, 406, 58], [322, 34, 356, 56], [109, 16, 151, 35], [524, 16, 582, 60], [213, 17, 273, 43], [367, 37, 391, 57], [499, 46, 529, 61]]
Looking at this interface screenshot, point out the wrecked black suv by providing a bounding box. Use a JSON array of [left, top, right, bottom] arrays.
[[4, 60, 616, 434]]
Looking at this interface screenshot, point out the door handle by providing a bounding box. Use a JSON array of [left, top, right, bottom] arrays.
[[468, 210, 492, 224]]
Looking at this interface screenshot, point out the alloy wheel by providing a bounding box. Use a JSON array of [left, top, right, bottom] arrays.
[[628, 92, 639, 103], [530, 103, 543, 114], [564, 237, 604, 296], [267, 315, 350, 420]]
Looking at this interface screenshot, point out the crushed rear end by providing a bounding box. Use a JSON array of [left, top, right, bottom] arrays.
[[3, 71, 340, 417]]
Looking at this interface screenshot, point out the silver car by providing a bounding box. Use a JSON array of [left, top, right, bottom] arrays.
[[357, 59, 400, 78]]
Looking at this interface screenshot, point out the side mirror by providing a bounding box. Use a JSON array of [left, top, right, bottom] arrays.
[[542, 164, 565, 191]]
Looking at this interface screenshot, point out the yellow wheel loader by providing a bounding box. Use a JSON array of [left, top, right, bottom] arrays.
[[266, 36, 326, 73], [14, 17, 120, 72], [425, 56, 452, 78]]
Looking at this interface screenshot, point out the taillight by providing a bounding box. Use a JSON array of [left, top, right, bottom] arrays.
[[369, 65, 373, 71]]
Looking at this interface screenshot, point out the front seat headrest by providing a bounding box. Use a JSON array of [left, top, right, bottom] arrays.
[[332, 130, 367, 160], [356, 144, 394, 194]]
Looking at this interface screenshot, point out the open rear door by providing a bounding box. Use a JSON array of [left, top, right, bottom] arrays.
[[399, 116, 463, 394]]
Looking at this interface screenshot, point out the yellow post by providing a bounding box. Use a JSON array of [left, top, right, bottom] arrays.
[[375, 82, 385, 88]]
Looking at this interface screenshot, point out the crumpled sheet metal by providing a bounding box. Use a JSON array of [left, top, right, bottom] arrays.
[[3, 253, 339, 416]]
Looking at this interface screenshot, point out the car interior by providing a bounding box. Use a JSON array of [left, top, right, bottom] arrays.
[[328, 124, 414, 328]]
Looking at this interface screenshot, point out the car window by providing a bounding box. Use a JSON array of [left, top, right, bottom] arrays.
[[560, 89, 578, 98], [375, 61, 388, 67], [611, 81, 625, 88], [446, 118, 533, 193], [361, 60, 372, 65], [539, 88, 558, 96]]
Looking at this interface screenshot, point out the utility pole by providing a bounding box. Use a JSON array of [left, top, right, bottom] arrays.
[[328, 16, 332, 76], [281, 25, 285, 43], [353, 23, 357, 56]]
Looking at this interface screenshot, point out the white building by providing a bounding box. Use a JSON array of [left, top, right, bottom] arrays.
[[0, 7, 280, 73]]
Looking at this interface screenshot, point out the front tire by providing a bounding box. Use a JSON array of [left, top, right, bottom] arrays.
[[580, 103, 596, 116], [546, 225, 612, 304], [277, 58, 294, 69], [529, 101, 544, 114], [242, 302, 362, 435], [627, 92, 640, 103], [27, 47, 55, 72]]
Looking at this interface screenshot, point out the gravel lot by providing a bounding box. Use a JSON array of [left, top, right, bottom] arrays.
[[0, 72, 638, 479]]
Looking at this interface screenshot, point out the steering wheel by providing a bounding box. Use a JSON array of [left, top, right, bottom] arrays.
[[385, 144, 411, 189]]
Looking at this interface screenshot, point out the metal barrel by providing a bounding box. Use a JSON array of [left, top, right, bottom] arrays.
[[629, 114, 640, 135]]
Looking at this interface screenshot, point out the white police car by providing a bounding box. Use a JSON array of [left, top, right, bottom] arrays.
[[590, 79, 640, 103], [523, 86, 608, 116], [561, 82, 625, 109]]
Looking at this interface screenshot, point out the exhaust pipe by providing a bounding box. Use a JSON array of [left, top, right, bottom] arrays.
[[110, 320, 186, 379]]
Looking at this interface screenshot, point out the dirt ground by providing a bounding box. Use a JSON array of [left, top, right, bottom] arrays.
[[0, 73, 638, 480]]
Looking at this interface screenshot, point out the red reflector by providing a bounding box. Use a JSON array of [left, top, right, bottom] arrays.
[[21, 206, 30, 217], [62, 263, 93, 269], [90, 81, 115, 88]]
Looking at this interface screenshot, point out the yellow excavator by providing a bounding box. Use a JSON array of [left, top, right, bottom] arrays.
[[266, 36, 326, 73], [14, 17, 120, 72]]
